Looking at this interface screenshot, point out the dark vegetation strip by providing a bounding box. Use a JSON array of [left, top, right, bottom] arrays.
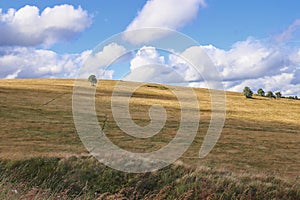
[[0, 157, 299, 199]]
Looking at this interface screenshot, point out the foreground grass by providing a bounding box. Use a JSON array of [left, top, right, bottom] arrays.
[[0, 156, 299, 200]]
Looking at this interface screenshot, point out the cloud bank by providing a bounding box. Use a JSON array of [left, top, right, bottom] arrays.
[[126, 45, 222, 86], [0, 47, 89, 79], [0, 4, 92, 47], [202, 37, 300, 96], [123, 35, 300, 96]]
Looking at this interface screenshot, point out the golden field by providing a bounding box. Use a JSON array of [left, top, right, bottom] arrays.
[[0, 79, 299, 183]]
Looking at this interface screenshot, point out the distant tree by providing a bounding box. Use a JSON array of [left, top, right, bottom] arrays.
[[266, 91, 275, 98], [243, 86, 253, 98], [295, 96, 298, 100], [257, 88, 265, 96], [88, 75, 97, 86], [275, 91, 282, 99]]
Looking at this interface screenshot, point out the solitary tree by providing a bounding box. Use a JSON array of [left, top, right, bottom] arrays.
[[257, 88, 265, 96], [266, 91, 275, 98], [243, 86, 253, 98], [275, 91, 282, 99], [88, 75, 97, 86]]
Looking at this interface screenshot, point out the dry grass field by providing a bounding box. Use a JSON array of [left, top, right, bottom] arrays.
[[1, 79, 299, 179], [0, 79, 299, 198]]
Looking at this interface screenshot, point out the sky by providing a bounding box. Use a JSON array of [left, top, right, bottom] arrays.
[[0, 0, 300, 95]]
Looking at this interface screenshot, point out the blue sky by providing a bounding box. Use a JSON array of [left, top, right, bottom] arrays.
[[2, 0, 299, 51], [0, 0, 300, 95]]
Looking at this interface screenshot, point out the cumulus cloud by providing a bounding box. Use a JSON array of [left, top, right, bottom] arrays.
[[0, 4, 92, 47], [227, 73, 297, 96], [130, 46, 165, 70], [202, 38, 288, 81], [0, 47, 88, 79], [124, 65, 184, 84], [125, 45, 218, 86], [84, 43, 127, 68], [171, 46, 217, 82], [124, 46, 182, 83], [0, 43, 127, 80], [81, 43, 127, 79], [202, 37, 300, 96], [123, 0, 206, 44], [124, 38, 300, 96], [2, 39, 299, 96]]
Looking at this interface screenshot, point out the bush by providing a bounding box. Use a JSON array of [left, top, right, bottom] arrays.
[[275, 92, 282, 99], [243, 87, 253, 98], [257, 88, 265, 96], [88, 75, 97, 86], [266, 91, 275, 98]]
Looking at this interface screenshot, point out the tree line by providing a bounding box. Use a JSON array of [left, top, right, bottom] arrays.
[[243, 86, 299, 100]]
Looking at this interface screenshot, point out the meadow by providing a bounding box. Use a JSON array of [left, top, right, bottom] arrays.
[[0, 79, 299, 199]]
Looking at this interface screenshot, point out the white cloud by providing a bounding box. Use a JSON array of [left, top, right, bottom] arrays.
[[126, 45, 218, 85], [0, 43, 127, 80], [203, 18, 300, 96], [172, 46, 217, 82], [84, 43, 127, 68], [124, 37, 300, 96], [0, 47, 87, 79], [81, 43, 127, 79], [125, 46, 185, 84], [202, 38, 288, 81], [201, 37, 300, 96], [125, 46, 179, 83], [124, 65, 184, 84], [0, 4, 92, 47], [123, 0, 206, 44], [226, 73, 300, 96], [4, 69, 21, 79], [130, 46, 165, 70]]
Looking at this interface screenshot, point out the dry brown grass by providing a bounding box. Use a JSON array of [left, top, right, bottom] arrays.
[[0, 79, 86, 159], [0, 79, 299, 182]]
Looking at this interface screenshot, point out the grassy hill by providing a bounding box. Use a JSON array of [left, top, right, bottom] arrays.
[[0, 79, 299, 199]]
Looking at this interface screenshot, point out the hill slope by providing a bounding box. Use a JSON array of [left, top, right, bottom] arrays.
[[0, 79, 299, 181]]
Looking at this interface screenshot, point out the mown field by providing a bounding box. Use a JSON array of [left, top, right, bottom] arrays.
[[0, 79, 299, 199]]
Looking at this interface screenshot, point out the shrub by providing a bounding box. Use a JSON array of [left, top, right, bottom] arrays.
[[257, 88, 265, 96], [88, 75, 97, 86], [275, 92, 282, 99], [266, 91, 275, 98], [243, 87, 253, 98]]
